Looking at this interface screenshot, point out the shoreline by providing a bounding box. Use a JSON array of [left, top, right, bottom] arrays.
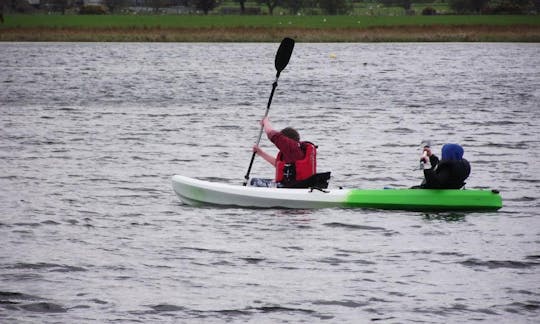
[[1, 25, 540, 42]]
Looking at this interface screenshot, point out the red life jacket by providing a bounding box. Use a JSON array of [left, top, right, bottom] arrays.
[[275, 142, 317, 184]]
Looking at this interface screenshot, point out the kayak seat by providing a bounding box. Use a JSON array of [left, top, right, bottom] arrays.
[[283, 172, 331, 189]]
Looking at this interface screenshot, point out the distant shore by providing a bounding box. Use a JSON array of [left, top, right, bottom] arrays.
[[1, 25, 539, 42], [1, 14, 539, 42]]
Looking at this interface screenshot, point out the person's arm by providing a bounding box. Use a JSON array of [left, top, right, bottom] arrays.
[[423, 164, 451, 189], [429, 154, 439, 168], [253, 145, 276, 166], [261, 117, 279, 140], [420, 147, 438, 170]]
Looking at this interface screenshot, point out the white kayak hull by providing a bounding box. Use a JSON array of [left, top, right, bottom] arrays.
[[172, 175, 347, 209]]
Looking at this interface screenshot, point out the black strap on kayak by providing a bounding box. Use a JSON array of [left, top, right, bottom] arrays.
[[310, 187, 330, 193]]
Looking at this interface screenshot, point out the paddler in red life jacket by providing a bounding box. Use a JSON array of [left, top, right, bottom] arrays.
[[250, 117, 319, 188]]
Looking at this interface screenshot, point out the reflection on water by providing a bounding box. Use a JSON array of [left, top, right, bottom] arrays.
[[0, 43, 539, 323]]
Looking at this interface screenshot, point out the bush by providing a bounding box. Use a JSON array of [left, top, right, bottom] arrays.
[[449, 0, 489, 13], [422, 6, 437, 15], [79, 5, 108, 15], [483, 0, 532, 14], [319, 0, 350, 14], [13, 0, 36, 13]]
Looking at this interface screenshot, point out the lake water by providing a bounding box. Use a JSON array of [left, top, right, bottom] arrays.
[[1, 42, 539, 323]]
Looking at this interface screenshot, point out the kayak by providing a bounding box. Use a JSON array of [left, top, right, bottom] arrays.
[[171, 175, 503, 211]]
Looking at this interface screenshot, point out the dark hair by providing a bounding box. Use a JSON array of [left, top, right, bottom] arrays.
[[281, 127, 300, 142]]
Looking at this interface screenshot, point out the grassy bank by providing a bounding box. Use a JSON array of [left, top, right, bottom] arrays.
[[1, 14, 539, 42]]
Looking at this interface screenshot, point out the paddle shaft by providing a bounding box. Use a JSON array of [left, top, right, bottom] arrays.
[[243, 78, 279, 185], [243, 37, 294, 186]]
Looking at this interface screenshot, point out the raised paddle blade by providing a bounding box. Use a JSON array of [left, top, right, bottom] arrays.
[[275, 38, 295, 76]]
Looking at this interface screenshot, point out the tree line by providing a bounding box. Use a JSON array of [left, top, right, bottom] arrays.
[[3, 0, 539, 15]]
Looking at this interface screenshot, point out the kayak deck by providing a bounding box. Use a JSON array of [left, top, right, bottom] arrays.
[[345, 188, 502, 211], [171, 175, 502, 211]]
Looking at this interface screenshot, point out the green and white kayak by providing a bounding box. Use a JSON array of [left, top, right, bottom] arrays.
[[171, 175, 502, 211]]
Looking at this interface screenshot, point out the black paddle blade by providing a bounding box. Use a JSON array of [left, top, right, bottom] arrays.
[[275, 37, 295, 75]]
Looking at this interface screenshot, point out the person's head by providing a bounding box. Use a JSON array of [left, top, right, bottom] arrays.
[[281, 127, 300, 142], [441, 143, 464, 161]]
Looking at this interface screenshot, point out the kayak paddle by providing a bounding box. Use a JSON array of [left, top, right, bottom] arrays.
[[243, 37, 295, 186]]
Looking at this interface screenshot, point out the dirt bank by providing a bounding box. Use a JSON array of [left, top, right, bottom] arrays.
[[1, 25, 539, 42]]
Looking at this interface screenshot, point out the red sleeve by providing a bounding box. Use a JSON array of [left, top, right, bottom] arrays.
[[269, 131, 304, 163]]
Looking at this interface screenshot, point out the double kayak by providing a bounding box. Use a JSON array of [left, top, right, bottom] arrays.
[[171, 175, 502, 211]]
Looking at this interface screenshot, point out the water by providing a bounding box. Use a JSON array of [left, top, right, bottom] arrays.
[[1, 42, 539, 323]]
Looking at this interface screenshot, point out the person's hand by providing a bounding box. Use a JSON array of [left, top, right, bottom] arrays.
[[420, 147, 431, 163], [252, 145, 260, 154], [420, 154, 428, 164], [260, 116, 269, 127]]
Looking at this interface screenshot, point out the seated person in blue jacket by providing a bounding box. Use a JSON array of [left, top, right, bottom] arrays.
[[414, 143, 471, 189]]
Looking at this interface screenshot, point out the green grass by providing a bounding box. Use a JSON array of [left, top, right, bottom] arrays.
[[2, 14, 539, 29], [2, 14, 539, 42]]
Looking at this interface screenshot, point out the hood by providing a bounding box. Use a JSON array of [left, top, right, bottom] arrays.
[[441, 143, 464, 161]]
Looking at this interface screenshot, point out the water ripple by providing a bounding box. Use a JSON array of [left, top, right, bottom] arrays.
[[0, 42, 539, 324]]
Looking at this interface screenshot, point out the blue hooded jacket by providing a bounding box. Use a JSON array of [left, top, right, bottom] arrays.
[[441, 143, 464, 161], [421, 143, 470, 189]]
